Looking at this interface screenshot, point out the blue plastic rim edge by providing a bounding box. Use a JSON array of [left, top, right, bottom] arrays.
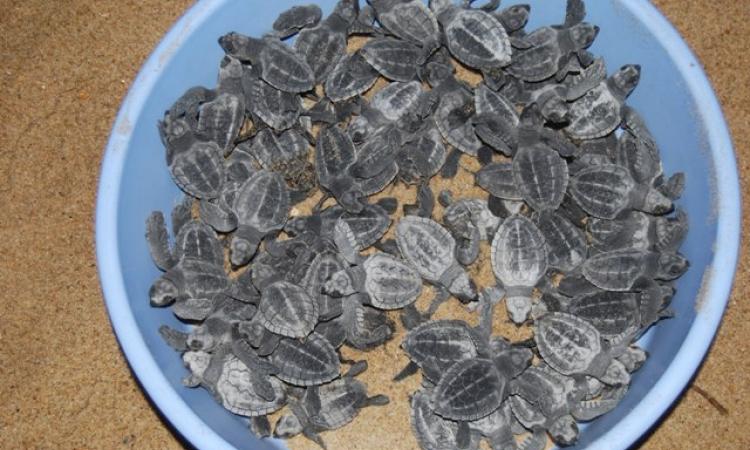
[[94, 1, 742, 450]]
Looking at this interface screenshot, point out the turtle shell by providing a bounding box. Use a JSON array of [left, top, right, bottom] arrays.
[[403, 320, 480, 376], [568, 164, 635, 219], [176, 258, 232, 299], [475, 84, 519, 125], [491, 215, 548, 288], [442, 9, 511, 69], [362, 253, 422, 309], [315, 126, 357, 189], [294, 24, 347, 83], [435, 89, 483, 156], [307, 377, 365, 430], [534, 211, 587, 272], [476, 162, 523, 200], [271, 333, 340, 386], [273, 4, 322, 38], [371, 81, 424, 122], [324, 52, 380, 102], [396, 216, 457, 282], [245, 77, 301, 131], [197, 92, 244, 156], [431, 358, 505, 421], [170, 141, 225, 199], [259, 281, 319, 338], [566, 291, 640, 339], [258, 38, 315, 93], [398, 126, 447, 184], [216, 356, 286, 417], [512, 144, 569, 211], [357, 161, 399, 196], [233, 170, 290, 233], [361, 38, 421, 82], [506, 27, 562, 82], [245, 129, 308, 177], [338, 204, 392, 251], [566, 83, 622, 140], [411, 389, 459, 450], [174, 220, 224, 266], [535, 312, 602, 376], [582, 249, 648, 291], [373, 0, 440, 46], [350, 126, 401, 178]]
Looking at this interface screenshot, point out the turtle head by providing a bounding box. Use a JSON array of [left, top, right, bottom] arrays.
[[338, 189, 366, 214], [324, 270, 357, 297], [506, 295, 532, 324], [656, 252, 689, 280], [348, 115, 372, 144], [642, 187, 673, 216], [333, 0, 359, 25], [540, 95, 570, 124], [549, 414, 579, 446], [611, 64, 641, 98], [230, 236, 258, 268], [448, 272, 477, 303], [182, 351, 211, 382], [274, 413, 303, 439], [499, 4, 531, 32], [569, 22, 599, 50], [149, 278, 179, 307], [218, 32, 262, 63], [187, 325, 215, 351]]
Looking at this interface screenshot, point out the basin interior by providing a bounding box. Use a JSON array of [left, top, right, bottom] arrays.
[[111, 1, 719, 448]]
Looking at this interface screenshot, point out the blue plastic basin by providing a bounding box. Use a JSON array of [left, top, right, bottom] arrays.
[[95, 1, 741, 449]]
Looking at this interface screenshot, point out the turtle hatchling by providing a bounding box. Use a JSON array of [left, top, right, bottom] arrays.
[[491, 215, 548, 324], [396, 216, 478, 302]]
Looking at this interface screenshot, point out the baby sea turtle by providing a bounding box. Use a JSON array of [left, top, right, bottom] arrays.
[[588, 209, 688, 253], [272, 4, 323, 39], [270, 332, 341, 386], [566, 64, 642, 140], [230, 170, 290, 266], [473, 84, 520, 155], [196, 88, 244, 157], [569, 163, 674, 219], [582, 249, 688, 291], [169, 136, 226, 200], [325, 51, 380, 102], [216, 354, 287, 417], [275, 361, 389, 448], [491, 215, 548, 324], [512, 143, 569, 212], [411, 388, 465, 450], [534, 312, 630, 386], [369, 0, 440, 51], [396, 216, 478, 302], [397, 319, 482, 383], [398, 125, 448, 184], [324, 252, 423, 309], [533, 210, 587, 272], [432, 1, 512, 70], [243, 75, 302, 131], [475, 162, 523, 201], [331, 203, 391, 262], [315, 125, 365, 212], [509, 363, 583, 446], [361, 37, 423, 82], [431, 357, 507, 422], [294, 0, 355, 83], [219, 33, 315, 93], [258, 280, 319, 338]]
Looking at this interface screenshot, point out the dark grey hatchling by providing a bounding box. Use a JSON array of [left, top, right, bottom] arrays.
[[275, 361, 389, 448], [294, 0, 356, 83], [396, 216, 478, 302], [324, 252, 423, 310], [491, 215, 548, 324], [230, 170, 290, 267], [272, 4, 323, 38], [431, 0, 512, 70], [569, 164, 673, 219], [369, 0, 440, 52], [219, 33, 315, 93], [145, 0, 693, 447], [566, 64, 642, 140]]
